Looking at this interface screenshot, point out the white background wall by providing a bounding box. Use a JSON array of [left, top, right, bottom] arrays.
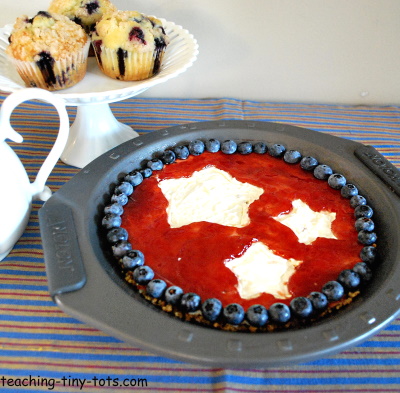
[[2, 0, 400, 105]]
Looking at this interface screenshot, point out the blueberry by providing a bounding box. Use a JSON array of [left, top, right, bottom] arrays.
[[355, 217, 374, 232], [237, 141, 253, 155], [154, 37, 166, 51], [86, 1, 99, 15], [180, 292, 201, 312], [358, 230, 377, 245], [146, 279, 167, 298], [350, 195, 367, 208], [133, 265, 154, 285], [290, 297, 313, 318], [269, 303, 291, 323], [360, 245, 377, 264], [165, 286, 183, 305], [173, 145, 190, 160], [269, 144, 286, 158], [124, 170, 143, 186], [160, 150, 176, 164], [140, 167, 152, 178], [36, 11, 52, 19], [308, 291, 328, 311], [353, 262, 373, 282], [111, 191, 129, 206], [129, 26, 145, 44], [283, 149, 302, 164], [254, 141, 268, 154], [205, 138, 221, 153], [106, 227, 128, 244], [300, 156, 319, 171], [354, 204, 373, 219], [314, 164, 333, 180], [188, 140, 205, 156], [201, 298, 223, 322], [147, 158, 163, 171], [104, 203, 124, 216], [121, 249, 144, 269], [102, 213, 122, 229], [115, 181, 134, 196], [246, 304, 269, 327], [221, 140, 237, 154], [341, 184, 358, 199], [322, 280, 344, 301], [223, 303, 245, 325], [112, 240, 132, 258], [328, 173, 347, 189], [36, 52, 56, 86], [338, 269, 361, 291]]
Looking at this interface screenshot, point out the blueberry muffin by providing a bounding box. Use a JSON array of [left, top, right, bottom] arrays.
[[6, 11, 89, 91], [91, 10, 169, 81], [48, 0, 117, 34]]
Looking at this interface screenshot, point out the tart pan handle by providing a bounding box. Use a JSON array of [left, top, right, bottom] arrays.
[[354, 145, 400, 198], [39, 201, 86, 299]]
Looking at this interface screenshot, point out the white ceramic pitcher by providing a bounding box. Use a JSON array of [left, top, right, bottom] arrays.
[[0, 88, 69, 261]]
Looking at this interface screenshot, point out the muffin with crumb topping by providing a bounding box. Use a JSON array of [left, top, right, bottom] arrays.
[[48, 0, 117, 34], [6, 11, 89, 91], [91, 10, 169, 81]]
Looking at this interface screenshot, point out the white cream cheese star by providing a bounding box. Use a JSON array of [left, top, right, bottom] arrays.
[[274, 199, 337, 245], [158, 166, 264, 228], [225, 242, 302, 299]]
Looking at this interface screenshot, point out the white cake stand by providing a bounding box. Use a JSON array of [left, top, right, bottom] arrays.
[[0, 19, 199, 168]]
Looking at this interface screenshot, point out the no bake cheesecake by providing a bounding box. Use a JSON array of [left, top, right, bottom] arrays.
[[102, 138, 377, 331]]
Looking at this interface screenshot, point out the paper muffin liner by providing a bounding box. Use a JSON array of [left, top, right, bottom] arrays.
[[9, 40, 90, 91], [92, 44, 166, 81]]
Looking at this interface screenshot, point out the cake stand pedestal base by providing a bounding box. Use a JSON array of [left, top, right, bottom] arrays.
[[61, 103, 139, 168]]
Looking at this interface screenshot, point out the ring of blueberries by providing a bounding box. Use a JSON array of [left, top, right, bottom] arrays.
[[102, 138, 377, 329]]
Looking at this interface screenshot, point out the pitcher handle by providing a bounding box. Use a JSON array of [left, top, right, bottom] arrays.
[[0, 88, 69, 201]]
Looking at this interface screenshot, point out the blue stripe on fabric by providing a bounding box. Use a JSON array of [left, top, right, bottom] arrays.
[[15, 221, 41, 226], [0, 350, 177, 363], [359, 341, 400, 348], [112, 106, 243, 114], [0, 285, 48, 291], [383, 324, 400, 330], [0, 269, 46, 276], [0, 300, 53, 306], [12, 245, 43, 251], [3, 257, 45, 263], [242, 104, 400, 115], [243, 111, 400, 124], [259, 121, 400, 132], [9, 154, 52, 160], [9, 145, 53, 150], [0, 332, 122, 343], [7, 124, 59, 130], [308, 357, 400, 366], [9, 231, 41, 238], [0, 315, 80, 324], [0, 390, 50, 393]]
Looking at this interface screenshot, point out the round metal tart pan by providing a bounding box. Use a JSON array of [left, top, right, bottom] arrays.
[[39, 120, 400, 368]]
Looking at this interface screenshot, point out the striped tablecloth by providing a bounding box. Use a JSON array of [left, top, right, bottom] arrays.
[[1, 93, 400, 392]]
